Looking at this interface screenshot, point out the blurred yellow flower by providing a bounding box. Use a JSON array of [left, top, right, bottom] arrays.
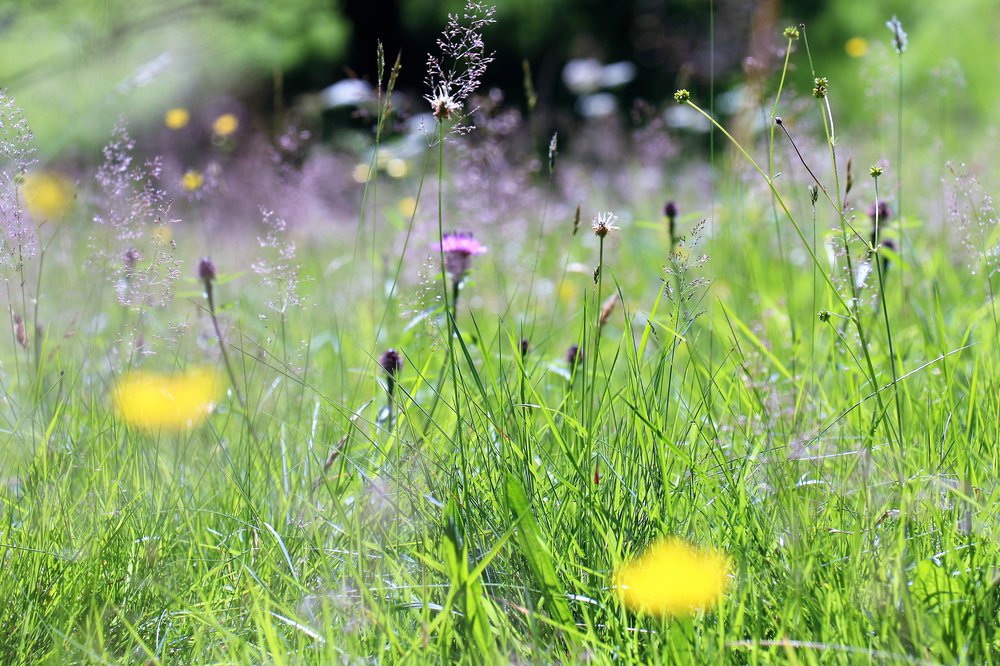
[[212, 113, 239, 137], [615, 537, 730, 617], [386, 158, 408, 178], [114, 368, 222, 431], [352, 163, 371, 184], [845, 37, 869, 58], [398, 197, 417, 218], [182, 170, 204, 191], [164, 107, 190, 130], [21, 171, 73, 220]]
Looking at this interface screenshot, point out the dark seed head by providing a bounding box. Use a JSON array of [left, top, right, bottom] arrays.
[[123, 247, 140, 273], [868, 199, 892, 223], [565, 343, 583, 370], [379, 348, 404, 376], [197, 257, 217, 283]]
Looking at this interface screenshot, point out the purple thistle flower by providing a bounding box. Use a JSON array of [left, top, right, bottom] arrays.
[[437, 231, 487, 281]]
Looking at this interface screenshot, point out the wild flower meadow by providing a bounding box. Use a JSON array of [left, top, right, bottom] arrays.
[[2, 3, 1000, 664]]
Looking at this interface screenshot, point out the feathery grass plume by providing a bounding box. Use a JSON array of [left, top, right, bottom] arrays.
[[113, 367, 222, 432], [615, 537, 731, 617], [886, 16, 908, 54], [664, 220, 710, 306], [0, 91, 37, 263], [424, 0, 496, 133], [252, 207, 302, 316], [94, 122, 181, 310]]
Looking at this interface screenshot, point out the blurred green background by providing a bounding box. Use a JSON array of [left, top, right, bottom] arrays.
[[1, 0, 996, 155]]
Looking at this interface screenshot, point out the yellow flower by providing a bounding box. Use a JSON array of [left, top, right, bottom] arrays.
[[352, 163, 370, 184], [113, 368, 222, 432], [397, 197, 417, 218], [182, 170, 204, 191], [615, 537, 731, 617], [845, 37, 869, 58], [164, 107, 190, 130], [21, 171, 73, 220], [386, 158, 408, 178], [212, 113, 239, 137]]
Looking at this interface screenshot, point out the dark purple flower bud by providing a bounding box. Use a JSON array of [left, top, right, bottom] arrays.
[[519, 338, 530, 357], [565, 343, 583, 370], [867, 200, 891, 223], [197, 257, 217, 284], [437, 231, 487, 281], [664, 201, 678, 219], [379, 348, 404, 377]]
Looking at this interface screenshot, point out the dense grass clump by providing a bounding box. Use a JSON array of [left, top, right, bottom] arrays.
[[1, 7, 1000, 665]]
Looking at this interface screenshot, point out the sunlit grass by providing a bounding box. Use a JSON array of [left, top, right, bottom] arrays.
[[1, 11, 999, 666]]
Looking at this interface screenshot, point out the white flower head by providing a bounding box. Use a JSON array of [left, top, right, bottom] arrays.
[[426, 85, 461, 121], [592, 211, 620, 238]]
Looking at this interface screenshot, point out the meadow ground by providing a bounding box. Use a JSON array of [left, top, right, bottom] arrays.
[[2, 9, 1000, 666]]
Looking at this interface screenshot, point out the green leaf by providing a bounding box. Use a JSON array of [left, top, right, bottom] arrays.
[[504, 473, 574, 629]]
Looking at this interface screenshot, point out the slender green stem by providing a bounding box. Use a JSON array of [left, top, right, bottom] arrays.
[[435, 121, 471, 533], [872, 175, 905, 481], [684, 100, 847, 313], [768, 38, 797, 376]]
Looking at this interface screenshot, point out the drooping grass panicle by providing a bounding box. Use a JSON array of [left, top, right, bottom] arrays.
[[424, 0, 496, 132], [0, 91, 37, 263], [886, 15, 908, 54], [94, 121, 181, 310], [252, 206, 302, 316]]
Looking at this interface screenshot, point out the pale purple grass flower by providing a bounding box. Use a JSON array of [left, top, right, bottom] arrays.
[[438, 231, 487, 281], [94, 122, 181, 310], [0, 91, 37, 261], [425, 0, 495, 131]]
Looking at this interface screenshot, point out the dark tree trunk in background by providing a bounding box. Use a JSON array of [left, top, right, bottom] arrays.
[[342, 0, 405, 80]]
